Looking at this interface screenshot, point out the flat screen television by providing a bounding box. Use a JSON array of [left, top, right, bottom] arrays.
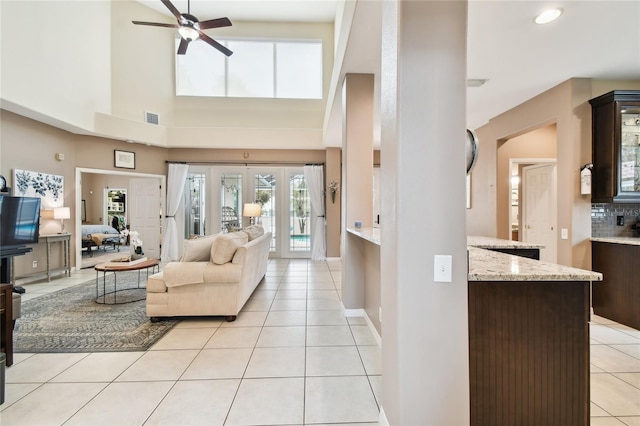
[[0, 195, 41, 249]]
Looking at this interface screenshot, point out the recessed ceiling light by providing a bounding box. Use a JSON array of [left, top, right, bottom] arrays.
[[535, 8, 563, 24]]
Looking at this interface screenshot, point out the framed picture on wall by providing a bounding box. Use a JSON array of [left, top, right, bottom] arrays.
[[114, 150, 135, 169]]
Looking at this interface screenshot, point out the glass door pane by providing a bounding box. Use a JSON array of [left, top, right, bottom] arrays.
[[253, 173, 277, 252], [289, 172, 311, 254], [220, 173, 242, 232], [184, 173, 206, 238]]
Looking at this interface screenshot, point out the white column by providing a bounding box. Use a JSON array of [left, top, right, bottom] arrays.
[[380, 1, 470, 424]]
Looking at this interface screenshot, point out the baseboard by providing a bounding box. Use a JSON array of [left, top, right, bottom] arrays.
[[362, 311, 382, 346], [326, 256, 341, 261], [343, 307, 365, 317], [342, 305, 382, 346]]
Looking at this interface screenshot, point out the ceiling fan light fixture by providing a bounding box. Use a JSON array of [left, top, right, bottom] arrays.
[[535, 8, 563, 24], [178, 25, 199, 41]]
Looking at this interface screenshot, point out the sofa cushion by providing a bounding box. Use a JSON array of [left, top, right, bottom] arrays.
[[147, 272, 167, 293], [211, 232, 248, 265], [203, 262, 243, 283], [242, 225, 265, 241], [163, 262, 208, 287], [181, 234, 219, 262]]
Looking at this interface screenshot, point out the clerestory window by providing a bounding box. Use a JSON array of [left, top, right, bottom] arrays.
[[176, 39, 323, 99]]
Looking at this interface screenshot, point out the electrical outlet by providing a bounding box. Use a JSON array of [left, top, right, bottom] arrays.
[[561, 228, 568, 240], [32, 260, 38, 268]]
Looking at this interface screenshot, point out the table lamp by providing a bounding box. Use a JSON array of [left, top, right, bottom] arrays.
[[54, 206, 70, 233], [243, 203, 261, 226]]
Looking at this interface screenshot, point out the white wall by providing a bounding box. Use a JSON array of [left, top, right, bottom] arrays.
[[1, 1, 335, 149], [0, 0, 112, 131]]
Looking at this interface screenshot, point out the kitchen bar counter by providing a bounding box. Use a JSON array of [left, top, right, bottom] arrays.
[[591, 236, 640, 246], [467, 235, 544, 249], [346, 227, 380, 246], [346, 230, 597, 424], [468, 246, 603, 282]]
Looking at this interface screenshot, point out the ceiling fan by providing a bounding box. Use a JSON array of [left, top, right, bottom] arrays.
[[133, 0, 233, 56]]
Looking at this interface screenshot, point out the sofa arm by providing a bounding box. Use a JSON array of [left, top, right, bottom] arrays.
[[163, 262, 208, 287]]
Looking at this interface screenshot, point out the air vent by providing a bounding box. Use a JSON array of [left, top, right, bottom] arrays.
[[145, 111, 159, 125]]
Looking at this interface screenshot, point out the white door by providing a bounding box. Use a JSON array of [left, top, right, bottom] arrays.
[[209, 167, 310, 258], [129, 178, 161, 260], [522, 163, 557, 262]]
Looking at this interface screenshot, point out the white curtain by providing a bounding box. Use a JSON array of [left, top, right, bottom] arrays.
[[161, 163, 189, 261], [304, 165, 326, 261]]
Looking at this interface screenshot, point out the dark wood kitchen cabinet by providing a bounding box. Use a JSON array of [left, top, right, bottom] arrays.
[[592, 241, 640, 330], [589, 90, 640, 203]]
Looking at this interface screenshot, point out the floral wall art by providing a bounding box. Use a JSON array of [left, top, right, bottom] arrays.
[[13, 169, 64, 209]]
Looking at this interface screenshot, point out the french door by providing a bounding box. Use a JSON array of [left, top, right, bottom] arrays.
[[202, 166, 311, 258]]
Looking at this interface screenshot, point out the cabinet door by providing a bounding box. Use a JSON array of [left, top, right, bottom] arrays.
[[590, 91, 640, 203], [619, 103, 640, 196]]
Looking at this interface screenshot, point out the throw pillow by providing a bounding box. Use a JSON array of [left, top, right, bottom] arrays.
[[242, 225, 265, 241], [211, 232, 249, 265], [181, 234, 219, 262]]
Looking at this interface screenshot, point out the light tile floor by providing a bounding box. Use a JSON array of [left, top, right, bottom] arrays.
[[1, 259, 639, 425]]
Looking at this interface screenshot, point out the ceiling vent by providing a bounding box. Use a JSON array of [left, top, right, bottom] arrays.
[[145, 111, 159, 125]]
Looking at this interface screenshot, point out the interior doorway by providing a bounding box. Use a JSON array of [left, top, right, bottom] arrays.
[[521, 162, 557, 262], [75, 168, 165, 269]]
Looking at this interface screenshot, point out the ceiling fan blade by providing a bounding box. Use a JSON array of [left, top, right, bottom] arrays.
[[198, 17, 232, 30], [177, 38, 190, 55], [161, 0, 183, 22], [132, 20, 178, 29], [199, 32, 233, 56]]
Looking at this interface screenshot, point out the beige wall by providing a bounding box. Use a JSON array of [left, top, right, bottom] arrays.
[[325, 148, 342, 257], [470, 78, 640, 269], [496, 124, 557, 238], [1, 110, 344, 274], [81, 174, 134, 225], [0, 110, 170, 276]]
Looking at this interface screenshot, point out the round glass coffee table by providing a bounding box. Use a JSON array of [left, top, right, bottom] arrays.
[[94, 258, 159, 304]]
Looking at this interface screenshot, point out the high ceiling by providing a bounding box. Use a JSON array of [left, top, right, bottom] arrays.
[[137, 0, 640, 133]]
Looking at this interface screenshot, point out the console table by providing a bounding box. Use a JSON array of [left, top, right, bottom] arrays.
[[14, 233, 71, 282]]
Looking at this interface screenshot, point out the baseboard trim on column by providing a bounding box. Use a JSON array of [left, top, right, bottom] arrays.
[[342, 305, 382, 346]]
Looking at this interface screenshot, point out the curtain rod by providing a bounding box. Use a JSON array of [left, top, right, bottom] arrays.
[[166, 161, 324, 166]]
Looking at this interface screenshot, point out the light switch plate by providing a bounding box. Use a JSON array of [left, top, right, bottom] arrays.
[[561, 228, 568, 240], [434, 255, 452, 283]]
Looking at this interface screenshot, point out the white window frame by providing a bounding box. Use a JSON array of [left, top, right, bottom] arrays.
[[175, 38, 323, 100]]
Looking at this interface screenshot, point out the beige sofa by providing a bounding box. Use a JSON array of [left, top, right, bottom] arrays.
[[146, 227, 270, 321]]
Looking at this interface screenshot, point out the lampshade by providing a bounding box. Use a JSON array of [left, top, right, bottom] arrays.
[[178, 26, 200, 42], [242, 203, 261, 218], [40, 209, 55, 220], [53, 206, 71, 220]]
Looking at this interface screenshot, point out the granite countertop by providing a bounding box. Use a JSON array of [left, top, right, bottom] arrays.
[[468, 247, 603, 282], [591, 237, 640, 246], [346, 227, 380, 246], [347, 230, 600, 281], [467, 235, 545, 249]]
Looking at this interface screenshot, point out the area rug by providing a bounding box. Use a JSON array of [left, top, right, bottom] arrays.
[[13, 272, 179, 353]]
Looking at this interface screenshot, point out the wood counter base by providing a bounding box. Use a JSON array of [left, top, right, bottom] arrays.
[[592, 241, 640, 330], [469, 280, 590, 425]]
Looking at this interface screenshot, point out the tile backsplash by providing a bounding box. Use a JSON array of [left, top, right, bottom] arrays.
[[591, 203, 640, 237]]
